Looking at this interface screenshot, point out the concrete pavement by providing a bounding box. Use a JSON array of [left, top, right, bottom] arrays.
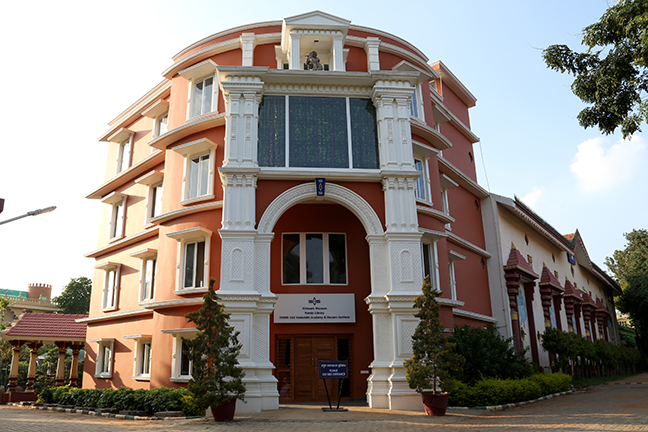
[[1, 373, 647, 431]]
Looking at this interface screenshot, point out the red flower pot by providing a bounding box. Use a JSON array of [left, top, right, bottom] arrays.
[[210, 398, 237, 421], [420, 391, 450, 416]]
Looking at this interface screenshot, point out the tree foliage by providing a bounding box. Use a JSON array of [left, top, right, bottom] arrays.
[[449, 325, 534, 384], [184, 278, 246, 409], [605, 229, 648, 365], [404, 276, 464, 394], [543, 0, 648, 137], [53, 277, 92, 314]]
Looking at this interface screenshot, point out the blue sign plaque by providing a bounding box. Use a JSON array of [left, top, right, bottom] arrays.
[[318, 360, 349, 379], [316, 178, 326, 196]]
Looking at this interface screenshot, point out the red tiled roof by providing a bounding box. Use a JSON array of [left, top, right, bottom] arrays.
[[4, 313, 87, 339], [564, 233, 575, 242]]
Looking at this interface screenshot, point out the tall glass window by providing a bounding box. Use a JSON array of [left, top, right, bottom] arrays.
[[258, 96, 378, 169], [188, 154, 210, 198], [282, 233, 347, 285], [190, 77, 213, 118], [183, 241, 205, 288]]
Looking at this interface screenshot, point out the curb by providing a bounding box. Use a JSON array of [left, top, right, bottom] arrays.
[[9, 404, 203, 421], [448, 389, 575, 411], [605, 381, 648, 385]]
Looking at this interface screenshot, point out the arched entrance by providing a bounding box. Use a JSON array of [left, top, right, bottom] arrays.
[[257, 183, 383, 402]]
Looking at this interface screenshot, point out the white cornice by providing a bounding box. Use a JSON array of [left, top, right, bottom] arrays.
[[437, 156, 489, 198], [86, 150, 165, 199], [410, 117, 452, 150], [438, 298, 465, 307], [417, 205, 455, 224], [257, 168, 381, 182], [447, 232, 491, 258], [78, 308, 153, 323], [431, 98, 479, 143], [142, 298, 204, 310], [149, 113, 226, 150], [149, 201, 223, 225], [452, 308, 497, 323], [430, 60, 477, 108], [85, 226, 159, 258]]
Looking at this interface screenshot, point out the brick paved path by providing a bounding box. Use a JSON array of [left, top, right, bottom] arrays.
[[1, 375, 646, 431]]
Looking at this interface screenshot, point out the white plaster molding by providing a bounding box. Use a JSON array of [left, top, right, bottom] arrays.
[[437, 156, 489, 199], [257, 182, 384, 236], [85, 226, 159, 258], [263, 83, 372, 96], [437, 298, 465, 307], [77, 309, 153, 323], [142, 298, 204, 309], [416, 205, 455, 224], [257, 168, 381, 181], [446, 232, 491, 258], [452, 308, 498, 323], [149, 201, 223, 225], [149, 112, 226, 150]]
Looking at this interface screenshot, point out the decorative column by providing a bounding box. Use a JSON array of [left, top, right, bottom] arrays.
[[539, 284, 552, 328], [504, 271, 523, 353], [239, 33, 256, 67], [69, 345, 81, 387], [364, 37, 381, 71], [55, 343, 67, 386], [289, 31, 301, 70], [7, 343, 22, 393], [25, 342, 40, 392], [331, 32, 345, 71], [217, 71, 277, 414], [563, 279, 576, 333]]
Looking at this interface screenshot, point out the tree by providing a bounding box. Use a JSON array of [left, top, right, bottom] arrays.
[[605, 229, 648, 366], [184, 278, 246, 411], [543, 0, 648, 137], [53, 277, 91, 314]]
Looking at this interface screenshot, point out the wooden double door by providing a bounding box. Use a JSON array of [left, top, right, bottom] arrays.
[[276, 335, 351, 402]]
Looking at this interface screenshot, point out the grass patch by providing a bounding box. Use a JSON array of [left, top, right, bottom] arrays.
[[572, 373, 641, 388]]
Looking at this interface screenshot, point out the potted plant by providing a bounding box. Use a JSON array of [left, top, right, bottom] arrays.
[[404, 276, 464, 416], [184, 278, 246, 421]]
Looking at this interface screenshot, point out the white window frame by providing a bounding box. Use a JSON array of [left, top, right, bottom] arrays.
[[124, 334, 152, 381], [414, 157, 431, 202], [440, 174, 459, 231], [162, 329, 198, 383], [90, 338, 115, 379], [155, 112, 169, 137], [179, 59, 219, 121], [101, 192, 127, 241], [421, 240, 440, 291], [448, 250, 466, 301], [116, 136, 133, 174], [95, 261, 121, 312], [281, 232, 348, 285], [409, 83, 424, 120], [134, 171, 164, 224], [167, 227, 213, 294], [171, 138, 217, 206], [130, 249, 158, 303]]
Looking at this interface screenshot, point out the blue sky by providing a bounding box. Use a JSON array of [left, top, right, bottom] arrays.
[[1, 0, 645, 295]]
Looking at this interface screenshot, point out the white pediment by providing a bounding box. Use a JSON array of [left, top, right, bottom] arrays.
[[282, 11, 351, 50]]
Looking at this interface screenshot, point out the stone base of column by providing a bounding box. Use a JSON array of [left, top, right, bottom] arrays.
[[236, 365, 279, 414], [366, 367, 421, 411]]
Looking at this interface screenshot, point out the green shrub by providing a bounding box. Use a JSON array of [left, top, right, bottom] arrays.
[[449, 373, 572, 407], [449, 325, 534, 384]]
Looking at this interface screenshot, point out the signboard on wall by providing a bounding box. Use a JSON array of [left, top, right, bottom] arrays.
[[273, 293, 355, 323]]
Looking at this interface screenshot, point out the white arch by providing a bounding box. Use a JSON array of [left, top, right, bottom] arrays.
[[257, 182, 384, 236]]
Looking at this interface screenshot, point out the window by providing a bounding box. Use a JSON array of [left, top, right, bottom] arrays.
[[167, 227, 212, 293], [110, 199, 125, 239], [150, 182, 163, 219], [172, 138, 217, 205], [124, 335, 152, 380], [410, 86, 419, 118], [188, 154, 210, 199], [190, 76, 214, 118], [282, 233, 347, 285], [258, 96, 379, 169], [183, 240, 205, 288], [421, 241, 439, 290], [130, 248, 157, 302], [440, 174, 459, 231], [447, 250, 466, 301], [164, 330, 197, 382], [155, 113, 169, 137], [140, 341, 152, 375], [414, 158, 429, 201], [96, 261, 121, 311], [116, 138, 132, 174], [92, 339, 114, 378]]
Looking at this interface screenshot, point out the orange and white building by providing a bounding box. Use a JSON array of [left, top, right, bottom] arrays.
[[81, 11, 495, 412]]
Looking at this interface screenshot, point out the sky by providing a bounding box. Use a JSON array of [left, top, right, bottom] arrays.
[[1, 0, 646, 297]]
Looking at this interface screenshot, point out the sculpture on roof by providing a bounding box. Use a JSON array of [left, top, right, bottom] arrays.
[[305, 51, 324, 71]]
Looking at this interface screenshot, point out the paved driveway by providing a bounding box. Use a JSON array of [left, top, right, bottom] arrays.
[[1, 375, 646, 431]]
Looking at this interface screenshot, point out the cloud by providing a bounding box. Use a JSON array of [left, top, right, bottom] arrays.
[[520, 187, 544, 209], [570, 135, 647, 193]]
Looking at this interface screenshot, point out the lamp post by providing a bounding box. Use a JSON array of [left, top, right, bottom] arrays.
[[0, 206, 57, 225]]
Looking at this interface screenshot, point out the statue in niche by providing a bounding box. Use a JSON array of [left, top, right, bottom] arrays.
[[305, 51, 324, 71]]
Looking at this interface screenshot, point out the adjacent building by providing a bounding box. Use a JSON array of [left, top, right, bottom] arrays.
[[1, 284, 58, 324], [483, 195, 621, 371], [81, 11, 495, 412]]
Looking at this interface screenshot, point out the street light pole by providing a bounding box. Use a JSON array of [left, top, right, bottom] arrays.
[[0, 206, 57, 225]]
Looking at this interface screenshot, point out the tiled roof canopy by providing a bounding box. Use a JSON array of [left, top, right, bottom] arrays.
[[2, 313, 88, 342]]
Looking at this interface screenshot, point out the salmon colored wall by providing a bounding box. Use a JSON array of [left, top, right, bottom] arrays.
[[254, 43, 278, 68], [347, 29, 421, 58], [169, 76, 189, 129], [269, 203, 373, 399], [448, 243, 491, 316], [440, 125, 477, 181], [83, 315, 154, 390], [446, 187, 485, 249], [378, 51, 407, 71], [344, 46, 367, 72], [440, 86, 470, 127]]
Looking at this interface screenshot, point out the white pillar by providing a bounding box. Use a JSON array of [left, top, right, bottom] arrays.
[[289, 31, 301, 70], [332, 33, 345, 71], [240, 33, 256, 67], [364, 37, 381, 71]]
